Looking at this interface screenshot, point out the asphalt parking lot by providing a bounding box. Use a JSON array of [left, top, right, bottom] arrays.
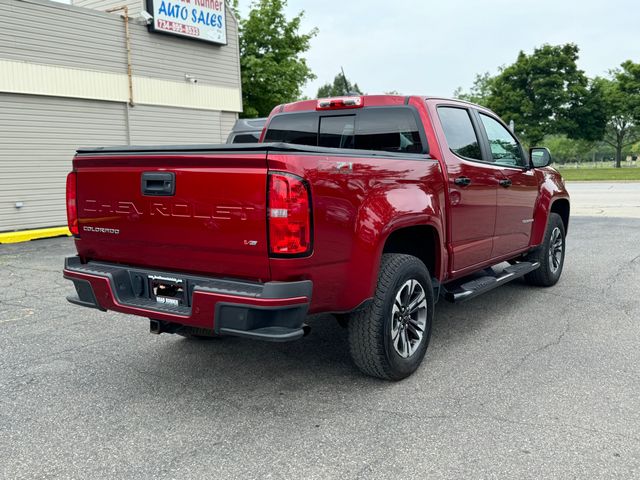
[[1, 183, 639, 479]]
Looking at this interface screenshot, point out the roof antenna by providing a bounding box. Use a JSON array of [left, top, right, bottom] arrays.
[[340, 66, 351, 96]]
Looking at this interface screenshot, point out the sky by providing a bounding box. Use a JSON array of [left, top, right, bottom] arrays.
[[251, 0, 640, 98], [54, 0, 638, 98]]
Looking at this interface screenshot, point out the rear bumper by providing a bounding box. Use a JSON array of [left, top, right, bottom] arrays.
[[63, 256, 312, 342]]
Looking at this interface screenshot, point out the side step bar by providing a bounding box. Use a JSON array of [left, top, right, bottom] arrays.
[[442, 261, 540, 303]]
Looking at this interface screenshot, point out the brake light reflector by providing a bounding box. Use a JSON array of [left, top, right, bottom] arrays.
[[316, 96, 364, 110], [66, 172, 79, 236], [268, 173, 311, 255]]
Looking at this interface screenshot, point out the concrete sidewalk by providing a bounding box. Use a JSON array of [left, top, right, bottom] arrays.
[[568, 181, 640, 218]]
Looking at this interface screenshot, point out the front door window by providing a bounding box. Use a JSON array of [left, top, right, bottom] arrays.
[[479, 114, 525, 168]]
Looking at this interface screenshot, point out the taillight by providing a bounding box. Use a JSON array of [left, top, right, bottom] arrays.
[[268, 173, 312, 256], [66, 172, 79, 236]]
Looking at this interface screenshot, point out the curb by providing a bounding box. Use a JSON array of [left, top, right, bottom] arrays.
[[0, 227, 71, 244]]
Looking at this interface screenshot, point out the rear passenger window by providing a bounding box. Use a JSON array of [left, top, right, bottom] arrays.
[[319, 115, 355, 148], [355, 108, 423, 153], [437, 107, 482, 160], [264, 112, 317, 146]]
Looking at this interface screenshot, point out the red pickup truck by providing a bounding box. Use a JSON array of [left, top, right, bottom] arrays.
[[63, 95, 569, 380]]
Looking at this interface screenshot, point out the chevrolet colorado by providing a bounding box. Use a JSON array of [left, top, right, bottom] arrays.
[[63, 95, 570, 380]]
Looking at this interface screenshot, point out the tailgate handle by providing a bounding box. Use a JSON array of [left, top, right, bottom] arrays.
[[141, 172, 175, 196]]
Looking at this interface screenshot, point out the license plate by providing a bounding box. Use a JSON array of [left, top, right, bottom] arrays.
[[149, 275, 185, 306]]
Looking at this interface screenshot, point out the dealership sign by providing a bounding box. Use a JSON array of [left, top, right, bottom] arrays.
[[147, 0, 227, 45]]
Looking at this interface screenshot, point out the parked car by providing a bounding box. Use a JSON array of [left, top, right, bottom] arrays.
[[226, 117, 267, 143], [63, 95, 569, 380]]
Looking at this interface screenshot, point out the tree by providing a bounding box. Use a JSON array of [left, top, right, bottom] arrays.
[[596, 62, 640, 168], [232, 0, 317, 118], [316, 72, 363, 98], [484, 44, 606, 145], [540, 135, 596, 164], [619, 60, 640, 118], [453, 72, 493, 106]]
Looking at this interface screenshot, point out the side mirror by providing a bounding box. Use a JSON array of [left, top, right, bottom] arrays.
[[529, 147, 552, 168]]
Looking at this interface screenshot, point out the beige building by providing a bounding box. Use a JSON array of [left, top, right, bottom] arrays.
[[0, 0, 242, 233]]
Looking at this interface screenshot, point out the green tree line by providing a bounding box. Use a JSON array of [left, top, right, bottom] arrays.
[[454, 44, 640, 168]]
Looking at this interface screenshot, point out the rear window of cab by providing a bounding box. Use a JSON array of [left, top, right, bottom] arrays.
[[263, 107, 427, 154]]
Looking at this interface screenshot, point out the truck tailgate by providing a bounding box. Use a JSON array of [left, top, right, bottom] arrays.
[[72, 152, 271, 281]]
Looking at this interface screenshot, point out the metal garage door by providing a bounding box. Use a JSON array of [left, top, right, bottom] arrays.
[[0, 93, 127, 232]]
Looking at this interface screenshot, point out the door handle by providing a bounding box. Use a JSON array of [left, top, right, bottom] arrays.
[[454, 176, 471, 186], [141, 172, 175, 196], [499, 179, 512, 188]]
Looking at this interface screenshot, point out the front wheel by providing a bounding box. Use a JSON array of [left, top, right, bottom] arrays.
[[348, 254, 434, 381], [524, 213, 566, 287]]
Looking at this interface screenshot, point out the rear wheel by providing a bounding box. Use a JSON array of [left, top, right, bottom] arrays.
[[524, 213, 566, 287], [348, 254, 434, 381]]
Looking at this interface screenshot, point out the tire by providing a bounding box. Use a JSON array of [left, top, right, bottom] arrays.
[[347, 254, 434, 381], [524, 213, 566, 287]]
